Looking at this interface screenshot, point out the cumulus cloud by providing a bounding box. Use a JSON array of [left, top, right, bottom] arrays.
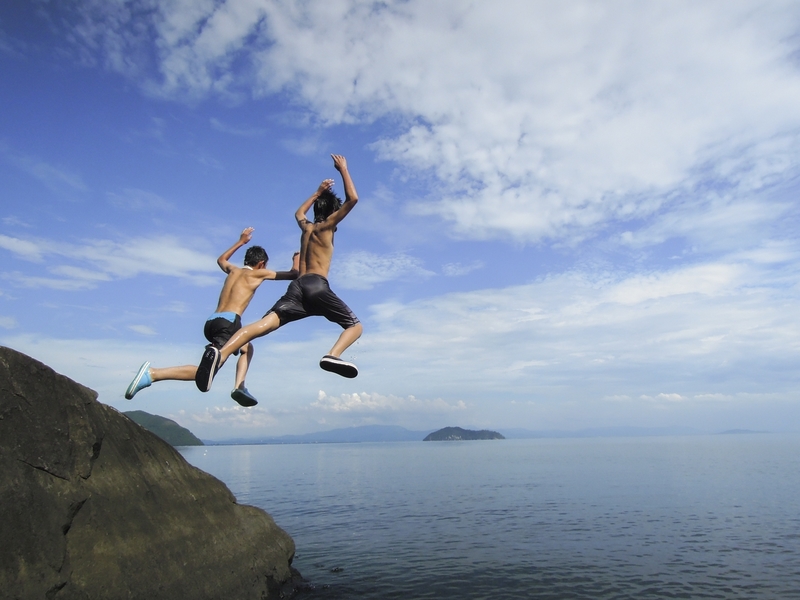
[[190, 405, 278, 429], [333, 250, 434, 290], [0, 233, 219, 289], [442, 261, 484, 277], [312, 390, 466, 414], [65, 1, 800, 245], [358, 248, 800, 409]]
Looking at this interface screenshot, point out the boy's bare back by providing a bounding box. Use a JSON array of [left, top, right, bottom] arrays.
[[215, 227, 298, 316], [295, 155, 358, 277]]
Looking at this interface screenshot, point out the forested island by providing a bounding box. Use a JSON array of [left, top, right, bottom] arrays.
[[423, 426, 505, 441], [124, 410, 203, 446]]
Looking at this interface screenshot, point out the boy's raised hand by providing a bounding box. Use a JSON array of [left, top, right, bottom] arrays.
[[331, 154, 347, 172], [317, 179, 334, 194], [240, 227, 254, 244]]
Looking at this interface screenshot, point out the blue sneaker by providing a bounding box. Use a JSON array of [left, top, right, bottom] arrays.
[[125, 362, 152, 399], [195, 345, 220, 392], [231, 387, 258, 407]]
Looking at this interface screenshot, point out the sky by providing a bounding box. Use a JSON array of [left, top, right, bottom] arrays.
[[1, 0, 800, 440]]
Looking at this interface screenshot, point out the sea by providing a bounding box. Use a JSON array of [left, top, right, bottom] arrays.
[[179, 434, 800, 599]]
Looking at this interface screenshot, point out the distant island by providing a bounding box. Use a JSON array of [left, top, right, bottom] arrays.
[[424, 426, 505, 441], [124, 410, 203, 446]]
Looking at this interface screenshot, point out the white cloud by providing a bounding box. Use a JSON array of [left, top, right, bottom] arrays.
[[190, 405, 278, 429], [65, 1, 800, 247], [442, 261, 484, 277], [333, 250, 434, 290], [128, 324, 158, 336], [355, 249, 800, 412], [0, 233, 219, 289], [0, 316, 17, 329], [640, 393, 688, 404], [0, 234, 45, 262], [312, 390, 466, 414]]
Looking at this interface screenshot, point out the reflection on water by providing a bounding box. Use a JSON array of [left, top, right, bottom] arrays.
[[181, 435, 800, 599]]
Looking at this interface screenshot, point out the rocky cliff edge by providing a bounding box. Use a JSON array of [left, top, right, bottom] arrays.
[[0, 346, 299, 599]]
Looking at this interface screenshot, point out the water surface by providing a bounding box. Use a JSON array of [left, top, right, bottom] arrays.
[[181, 435, 800, 598]]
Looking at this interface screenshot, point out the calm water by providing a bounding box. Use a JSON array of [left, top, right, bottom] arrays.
[[180, 435, 800, 599]]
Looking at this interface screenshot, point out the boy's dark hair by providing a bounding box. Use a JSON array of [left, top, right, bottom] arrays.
[[244, 245, 268, 267], [314, 189, 342, 223]]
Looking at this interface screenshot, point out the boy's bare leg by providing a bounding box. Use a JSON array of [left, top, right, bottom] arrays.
[[320, 323, 363, 378], [234, 343, 253, 390], [220, 312, 282, 366], [197, 313, 280, 394], [151, 365, 196, 382], [328, 323, 363, 357], [126, 362, 195, 399], [229, 342, 259, 407]]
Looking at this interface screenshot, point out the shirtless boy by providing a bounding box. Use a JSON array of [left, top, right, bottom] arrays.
[[195, 154, 363, 392], [124, 227, 299, 406]]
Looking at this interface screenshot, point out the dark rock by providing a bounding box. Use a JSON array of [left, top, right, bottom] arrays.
[[0, 346, 298, 599], [423, 426, 505, 441]]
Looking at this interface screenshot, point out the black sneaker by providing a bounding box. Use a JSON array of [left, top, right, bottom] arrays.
[[231, 387, 258, 407], [319, 355, 358, 378], [195, 345, 221, 392]]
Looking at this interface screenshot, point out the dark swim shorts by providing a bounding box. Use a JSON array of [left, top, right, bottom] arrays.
[[203, 312, 242, 354], [266, 273, 359, 329]]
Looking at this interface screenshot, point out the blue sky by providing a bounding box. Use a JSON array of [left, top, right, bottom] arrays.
[[2, 0, 800, 439]]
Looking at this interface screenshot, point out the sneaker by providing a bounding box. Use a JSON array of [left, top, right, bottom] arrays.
[[195, 345, 220, 392], [319, 355, 358, 378], [125, 362, 152, 399], [231, 387, 258, 407]]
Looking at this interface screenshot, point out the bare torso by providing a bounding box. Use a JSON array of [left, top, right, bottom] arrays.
[[214, 267, 263, 315], [298, 223, 335, 277]]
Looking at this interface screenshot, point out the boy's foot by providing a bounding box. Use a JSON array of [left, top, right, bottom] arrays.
[[195, 345, 221, 392], [319, 355, 358, 378], [231, 387, 258, 407], [125, 362, 152, 399]]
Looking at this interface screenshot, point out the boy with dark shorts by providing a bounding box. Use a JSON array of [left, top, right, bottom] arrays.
[[125, 227, 299, 406], [195, 154, 363, 392]]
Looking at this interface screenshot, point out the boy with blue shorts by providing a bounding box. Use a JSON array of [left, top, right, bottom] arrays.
[[125, 228, 299, 406]]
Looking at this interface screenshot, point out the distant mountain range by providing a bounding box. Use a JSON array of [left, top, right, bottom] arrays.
[[204, 424, 735, 445]]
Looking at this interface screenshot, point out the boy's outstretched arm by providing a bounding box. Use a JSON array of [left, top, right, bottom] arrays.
[[328, 154, 359, 226], [217, 227, 254, 273], [273, 252, 301, 281]]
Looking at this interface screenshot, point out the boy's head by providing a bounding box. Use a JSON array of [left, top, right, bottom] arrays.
[[244, 245, 268, 268], [313, 189, 342, 223]]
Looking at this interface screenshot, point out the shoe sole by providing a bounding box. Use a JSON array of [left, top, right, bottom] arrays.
[[125, 361, 151, 400], [195, 346, 220, 392], [319, 355, 358, 378], [231, 389, 258, 407]]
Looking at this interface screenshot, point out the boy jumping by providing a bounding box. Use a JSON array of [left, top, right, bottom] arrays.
[[125, 227, 299, 406], [195, 154, 363, 392]]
